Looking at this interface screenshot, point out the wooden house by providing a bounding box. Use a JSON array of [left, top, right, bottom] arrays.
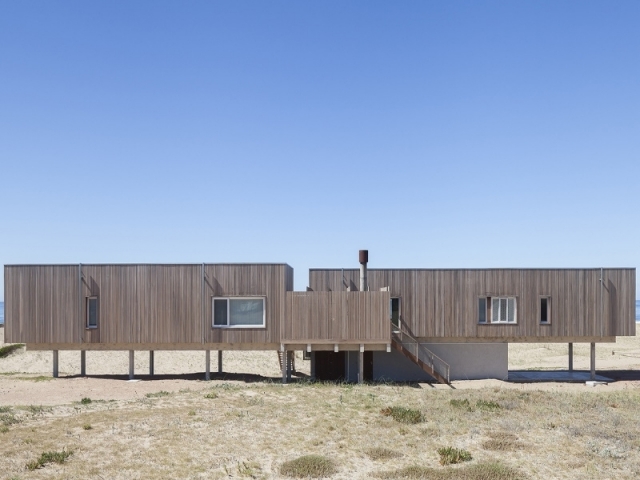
[[3, 253, 636, 384]]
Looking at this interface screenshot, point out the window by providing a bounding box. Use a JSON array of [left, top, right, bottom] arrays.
[[478, 296, 517, 324], [212, 297, 265, 328], [478, 297, 487, 323], [540, 297, 551, 324], [86, 297, 98, 329], [390, 297, 400, 330]]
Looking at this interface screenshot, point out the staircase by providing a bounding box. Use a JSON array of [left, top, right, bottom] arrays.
[[277, 351, 296, 373], [391, 322, 450, 384]]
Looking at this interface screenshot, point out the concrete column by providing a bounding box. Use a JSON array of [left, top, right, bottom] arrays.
[[358, 351, 364, 384], [590, 342, 596, 380], [81, 350, 86, 376], [310, 352, 316, 381], [53, 350, 59, 378], [205, 350, 211, 381], [149, 351, 154, 376], [568, 343, 573, 372], [217, 350, 223, 373], [129, 350, 135, 380]]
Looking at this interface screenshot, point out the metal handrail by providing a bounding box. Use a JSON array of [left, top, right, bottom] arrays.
[[391, 318, 450, 383]]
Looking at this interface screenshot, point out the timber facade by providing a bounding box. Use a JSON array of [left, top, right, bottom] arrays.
[[2, 259, 636, 383]]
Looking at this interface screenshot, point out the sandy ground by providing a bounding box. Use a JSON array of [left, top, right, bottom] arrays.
[[1, 327, 640, 405]]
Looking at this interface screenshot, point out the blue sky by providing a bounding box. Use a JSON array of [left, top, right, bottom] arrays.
[[1, 1, 639, 300]]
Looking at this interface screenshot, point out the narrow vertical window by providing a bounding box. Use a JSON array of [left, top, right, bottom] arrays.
[[86, 297, 98, 328], [213, 299, 228, 326], [478, 297, 487, 323], [540, 297, 551, 324], [390, 298, 400, 330]]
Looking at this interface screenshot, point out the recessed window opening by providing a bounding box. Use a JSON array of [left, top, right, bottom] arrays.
[[540, 297, 551, 324], [390, 297, 400, 330], [212, 297, 265, 328], [86, 297, 98, 329], [478, 297, 487, 323]]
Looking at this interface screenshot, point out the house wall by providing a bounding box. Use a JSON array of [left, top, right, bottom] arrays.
[[283, 291, 390, 344], [5, 264, 292, 348], [309, 268, 636, 340], [372, 343, 508, 381]]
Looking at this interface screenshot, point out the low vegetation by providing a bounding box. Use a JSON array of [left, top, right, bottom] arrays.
[[145, 390, 170, 398], [437, 446, 472, 465], [0, 344, 24, 358], [0, 382, 639, 478], [280, 455, 337, 478], [25, 449, 73, 470], [373, 462, 527, 479], [380, 406, 424, 424]]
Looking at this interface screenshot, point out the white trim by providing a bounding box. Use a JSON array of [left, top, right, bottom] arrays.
[[490, 296, 517, 324], [211, 297, 266, 328]]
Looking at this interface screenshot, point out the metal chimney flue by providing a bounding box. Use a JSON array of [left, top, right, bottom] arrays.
[[359, 249, 368, 291]]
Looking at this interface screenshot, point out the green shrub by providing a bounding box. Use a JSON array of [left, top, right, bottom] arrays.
[[437, 447, 472, 465], [280, 455, 337, 478], [0, 344, 25, 358], [380, 406, 424, 424], [83, 424, 92, 430], [476, 400, 501, 411], [26, 449, 73, 470], [204, 392, 218, 399], [80, 397, 92, 405], [145, 391, 170, 398]]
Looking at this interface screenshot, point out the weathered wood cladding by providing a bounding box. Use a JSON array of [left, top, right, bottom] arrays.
[[204, 264, 291, 344], [309, 269, 636, 340], [283, 291, 391, 343], [5, 264, 292, 347], [4, 265, 80, 344]]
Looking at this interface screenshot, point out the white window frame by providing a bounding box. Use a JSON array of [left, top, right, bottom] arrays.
[[86, 296, 98, 329], [490, 296, 517, 324], [212, 297, 266, 328]]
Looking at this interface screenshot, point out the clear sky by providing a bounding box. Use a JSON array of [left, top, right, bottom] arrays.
[[1, 1, 639, 300]]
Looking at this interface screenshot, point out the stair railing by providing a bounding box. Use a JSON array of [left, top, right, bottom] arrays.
[[392, 318, 450, 384]]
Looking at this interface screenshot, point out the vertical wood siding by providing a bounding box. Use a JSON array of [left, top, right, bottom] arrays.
[[283, 291, 390, 343], [309, 268, 636, 340], [4, 266, 80, 344], [203, 264, 289, 344], [5, 264, 291, 346]]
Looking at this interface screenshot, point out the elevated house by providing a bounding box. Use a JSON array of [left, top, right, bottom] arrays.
[[3, 252, 636, 383]]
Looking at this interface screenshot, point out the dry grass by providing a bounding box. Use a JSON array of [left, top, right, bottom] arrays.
[[482, 432, 525, 452], [0, 383, 639, 478], [280, 455, 338, 478], [0, 343, 24, 358]]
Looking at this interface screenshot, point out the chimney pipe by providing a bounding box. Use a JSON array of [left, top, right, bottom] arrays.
[[359, 250, 368, 291]]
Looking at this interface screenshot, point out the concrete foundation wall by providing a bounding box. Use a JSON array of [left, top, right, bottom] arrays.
[[373, 343, 508, 381]]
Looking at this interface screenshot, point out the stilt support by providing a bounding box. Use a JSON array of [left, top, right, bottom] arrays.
[[217, 350, 223, 373], [590, 342, 596, 380], [286, 351, 292, 381], [81, 350, 86, 376], [129, 350, 135, 380], [53, 350, 59, 378], [149, 350, 154, 376], [205, 350, 211, 381], [281, 346, 287, 384], [568, 343, 573, 372], [358, 348, 364, 384]]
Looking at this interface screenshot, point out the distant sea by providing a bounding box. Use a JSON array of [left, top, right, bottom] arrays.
[[0, 300, 638, 325]]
